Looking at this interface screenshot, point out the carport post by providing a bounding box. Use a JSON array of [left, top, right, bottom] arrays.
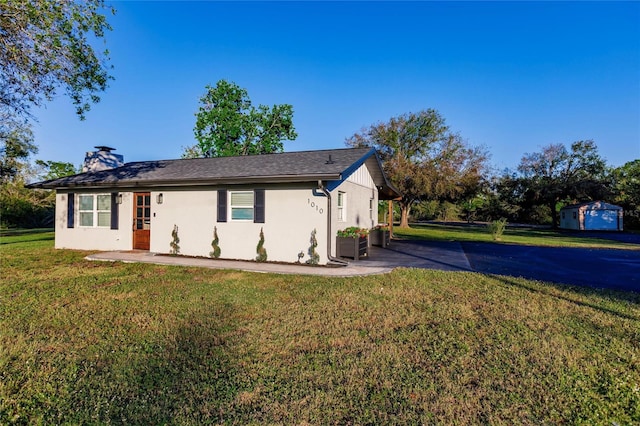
[[388, 200, 394, 239]]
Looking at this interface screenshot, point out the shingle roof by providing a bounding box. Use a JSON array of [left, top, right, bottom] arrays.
[[28, 147, 399, 198]]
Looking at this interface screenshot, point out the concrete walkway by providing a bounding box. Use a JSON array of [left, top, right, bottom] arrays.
[[86, 251, 393, 277], [85, 240, 472, 277]]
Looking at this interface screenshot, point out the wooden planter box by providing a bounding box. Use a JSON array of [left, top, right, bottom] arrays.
[[336, 236, 368, 260], [369, 229, 390, 248]]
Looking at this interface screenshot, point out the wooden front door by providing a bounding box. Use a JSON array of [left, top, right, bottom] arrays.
[[133, 192, 151, 250]]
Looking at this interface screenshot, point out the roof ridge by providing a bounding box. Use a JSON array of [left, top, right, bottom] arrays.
[[122, 147, 372, 165]]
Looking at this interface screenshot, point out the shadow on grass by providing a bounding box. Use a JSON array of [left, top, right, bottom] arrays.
[[489, 273, 640, 322], [0, 232, 54, 245], [67, 303, 253, 424], [0, 228, 53, 237]]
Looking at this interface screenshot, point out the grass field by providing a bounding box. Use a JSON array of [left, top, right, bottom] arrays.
[[395, 223, 639, 250], [1, 233, 639, 424]]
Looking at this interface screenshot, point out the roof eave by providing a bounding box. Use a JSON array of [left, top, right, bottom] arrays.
[[30, 173, 343, 190]]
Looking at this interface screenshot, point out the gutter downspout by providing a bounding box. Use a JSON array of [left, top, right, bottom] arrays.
[[318, 180, 349, 266]]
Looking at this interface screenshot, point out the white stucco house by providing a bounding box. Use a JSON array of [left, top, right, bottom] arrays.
[[28, 147, 399, 265], [559, 201, 624, 231]]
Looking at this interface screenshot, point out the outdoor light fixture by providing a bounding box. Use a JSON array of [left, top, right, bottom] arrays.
[[116, 194, 123, 204], [156, 193, 163, 204]]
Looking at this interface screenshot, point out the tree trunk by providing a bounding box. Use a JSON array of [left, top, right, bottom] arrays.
[[399, 203, 411, 228], [550, 201, 558, 228]]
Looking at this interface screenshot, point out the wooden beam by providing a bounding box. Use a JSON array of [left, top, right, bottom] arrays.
[[388, 200, 394, 239]]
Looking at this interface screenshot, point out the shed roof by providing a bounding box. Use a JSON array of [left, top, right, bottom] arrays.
[[560, 201, 622, 211], [28, 147, 400, 199]]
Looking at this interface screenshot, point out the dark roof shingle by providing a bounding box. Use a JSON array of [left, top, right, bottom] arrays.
[[29, 147, 392, 190]]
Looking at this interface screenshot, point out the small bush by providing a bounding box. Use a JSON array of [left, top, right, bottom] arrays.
[[256, 227, 267, 262], [170, 225, 180, 255], [209, 226, 221, 258], [337, 227, 369, 238], [488, 218, 508, 241], [306, 229, 320, 265]]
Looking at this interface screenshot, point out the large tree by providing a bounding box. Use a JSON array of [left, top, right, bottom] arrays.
[[346, 110, 488, 227], [0, 0, 114, 122], [0, 122, 55, 227], [189, 80, 297, 158], [0, 122, 36, 183], [612, 159, 640, 229], [517, 140, 609, 227]]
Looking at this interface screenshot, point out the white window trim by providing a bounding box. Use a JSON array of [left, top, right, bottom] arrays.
[[78, 194, 111, 228], [337, 191, 346, 222], [229, 190, 254, 221]]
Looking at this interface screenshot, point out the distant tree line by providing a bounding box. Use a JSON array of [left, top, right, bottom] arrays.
[[401, 142, 638, 230]]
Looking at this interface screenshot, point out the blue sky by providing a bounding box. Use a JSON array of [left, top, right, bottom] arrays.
[[32, 1, 640, 171]]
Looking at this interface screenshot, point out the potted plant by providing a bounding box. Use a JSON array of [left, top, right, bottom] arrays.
[[336, 227, 369, 260], [369, 224, 390, 248]]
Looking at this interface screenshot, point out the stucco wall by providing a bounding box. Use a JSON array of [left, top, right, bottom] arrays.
[[149, 184, 329, 264], [52, 163, 381, 263], [54, 190, 133, 250], [329, 163, 379, 257]]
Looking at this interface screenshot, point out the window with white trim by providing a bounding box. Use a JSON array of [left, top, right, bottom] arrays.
[[337, 191, 346, 222], [78, 194, 111, 227], [369, 199, 374, 220], [230, 191, 254, 221]]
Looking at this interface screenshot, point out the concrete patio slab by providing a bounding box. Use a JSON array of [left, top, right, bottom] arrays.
[[85, 239, 472, 277], [86, 250, 394, 277], [360, 240, 472, 271]]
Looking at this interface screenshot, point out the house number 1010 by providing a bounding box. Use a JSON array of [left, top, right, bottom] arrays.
[[307, 198, 324, 214]]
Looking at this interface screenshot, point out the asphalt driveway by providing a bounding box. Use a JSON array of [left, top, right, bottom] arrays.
[[363, 239, 640, 293], [461, 242, 640, 292]]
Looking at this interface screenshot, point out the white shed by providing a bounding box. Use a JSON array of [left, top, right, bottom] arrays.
[[559, 201, 624, 231]]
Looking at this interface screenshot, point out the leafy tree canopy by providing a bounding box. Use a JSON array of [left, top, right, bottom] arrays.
[[346, 110, 489, 228], [516, 140, 609, 227], [612, 159, 640, 229], [189, 80, 297, 158], [35, 160, 78, 180], [0, 0, 115, 122], [0, 122, 36, 183]]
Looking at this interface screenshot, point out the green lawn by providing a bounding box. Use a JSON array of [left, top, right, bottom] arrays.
[[395, 223, 639, 249], [0, 228, 54, 245], [1, 235, 639, 424]]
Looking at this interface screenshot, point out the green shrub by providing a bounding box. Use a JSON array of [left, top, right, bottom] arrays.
[[209, 226, 221, 258], [169, 225, 180, 255], [306, 228, 320, 265], [256, 227, 267, 262], [487, 218, 508, 241]]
